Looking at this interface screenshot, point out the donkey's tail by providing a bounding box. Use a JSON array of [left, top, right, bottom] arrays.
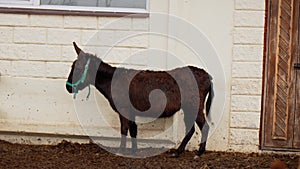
[[205, 77, 214, 116]]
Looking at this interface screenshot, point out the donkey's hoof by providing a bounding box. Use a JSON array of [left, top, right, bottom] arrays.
[[117, 148, 126, 155], [171, 152, 181, 158], [196, 149, 205, 157], [167, 148, 176, 154], [130, 148, 137, 155], [194, 155, 200, 159]]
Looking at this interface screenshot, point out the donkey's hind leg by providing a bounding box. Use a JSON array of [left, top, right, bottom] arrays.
[[195, 112, 209, 157], [173, 112, 196, 157], [173, 125, 195, 157]]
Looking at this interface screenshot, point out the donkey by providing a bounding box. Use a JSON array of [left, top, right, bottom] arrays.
[[66, 42, 214, 157]]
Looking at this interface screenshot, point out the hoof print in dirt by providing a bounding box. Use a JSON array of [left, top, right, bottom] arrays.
[[199, 164, 210, 169], [194, 155, 200, 159], [270, 159, 288, 169]]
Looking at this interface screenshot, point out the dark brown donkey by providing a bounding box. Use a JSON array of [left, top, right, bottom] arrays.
[[66, 42, 214, 157]]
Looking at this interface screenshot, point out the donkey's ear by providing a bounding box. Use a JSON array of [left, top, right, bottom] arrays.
[[73, 42, 82, 56]]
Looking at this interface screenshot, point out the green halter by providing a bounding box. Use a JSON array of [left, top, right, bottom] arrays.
[[66, 58, 91, 99]]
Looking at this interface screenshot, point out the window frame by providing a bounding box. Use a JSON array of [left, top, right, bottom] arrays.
[[0, 0, 34, 5], [0, 0, 149, 17]]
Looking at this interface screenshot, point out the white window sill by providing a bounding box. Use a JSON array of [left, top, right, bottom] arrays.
[[0, 4, 149, 17]]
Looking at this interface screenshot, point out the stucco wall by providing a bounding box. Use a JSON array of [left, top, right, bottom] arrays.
[[0, 14, 151, 137], [167, 0, 234, 152], [0, 1, 176, 147], [230, 0, 265, 152]]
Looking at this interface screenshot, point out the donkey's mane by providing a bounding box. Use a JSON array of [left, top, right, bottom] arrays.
[[87, 51, 207, 78], [87, 53, 116, 77]]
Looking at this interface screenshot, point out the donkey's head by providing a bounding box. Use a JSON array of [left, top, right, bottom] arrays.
[[66, 42, 97, 97]]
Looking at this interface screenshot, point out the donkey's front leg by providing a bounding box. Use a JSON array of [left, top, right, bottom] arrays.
[[119, 115, 129, 154], [129, 121, 137, 154]]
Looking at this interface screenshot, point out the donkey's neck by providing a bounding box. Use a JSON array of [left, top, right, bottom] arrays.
[[97, 61, 116, 77], [94, 59, 116, 100]]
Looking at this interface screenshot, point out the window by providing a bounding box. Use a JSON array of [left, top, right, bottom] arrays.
[[41, 0, 146, 9], [0, 0, 148, 16], [0, 0, 34, 5]]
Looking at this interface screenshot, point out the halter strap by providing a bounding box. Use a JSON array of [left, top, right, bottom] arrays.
[[66, 58, 91, 99]]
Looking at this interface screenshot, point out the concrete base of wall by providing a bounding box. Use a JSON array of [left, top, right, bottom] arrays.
[[0, 131, 175, 149]]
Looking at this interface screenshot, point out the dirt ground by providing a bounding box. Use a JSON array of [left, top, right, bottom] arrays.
[[0, 140, 299, 169]]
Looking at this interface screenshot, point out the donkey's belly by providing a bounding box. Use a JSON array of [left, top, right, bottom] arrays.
[[131, 92, 181, 118], [133, 104, 180, 118]]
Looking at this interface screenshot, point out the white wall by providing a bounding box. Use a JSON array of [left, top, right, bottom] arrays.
[[0, 14, 152, 140], [230, 0, 265, 152], [166, 0, 233, 151], [0, 1, 176, 147]]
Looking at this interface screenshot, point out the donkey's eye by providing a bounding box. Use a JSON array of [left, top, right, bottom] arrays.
[[74, 67, 83, 74], [74, 62, 84, 70]]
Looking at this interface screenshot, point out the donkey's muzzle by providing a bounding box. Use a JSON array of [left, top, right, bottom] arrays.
[[66, 83, 74, 93]]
